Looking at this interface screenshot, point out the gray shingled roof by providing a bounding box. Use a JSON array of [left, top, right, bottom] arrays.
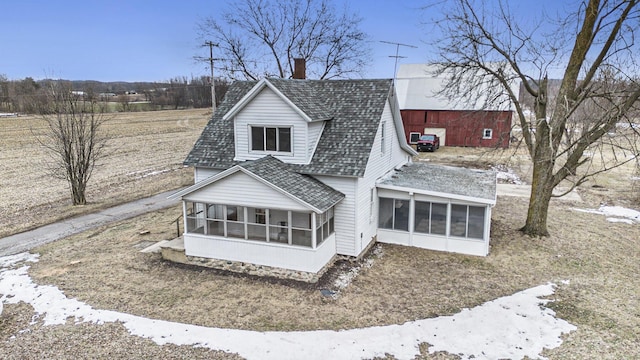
[[239, 156, 344, 212], [378, 162, 497, 203], [267, 78, 333, 121], [184, 78, 395, 177]]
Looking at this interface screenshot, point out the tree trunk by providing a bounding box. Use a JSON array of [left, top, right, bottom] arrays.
[[71, 181, 87, 205], [521, 146, 554, 236], [521, 75, 554, 237]]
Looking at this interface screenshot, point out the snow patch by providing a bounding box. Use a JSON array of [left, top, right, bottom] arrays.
[[126, 167, 174, 179], [573, 205, 640, 224], [491, 164, 524, 185], [332, 246, 383, 296], [0, 253, 576, 360]]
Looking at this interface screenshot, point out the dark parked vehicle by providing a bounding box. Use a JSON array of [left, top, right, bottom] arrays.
[[416, 134, 440, 152]]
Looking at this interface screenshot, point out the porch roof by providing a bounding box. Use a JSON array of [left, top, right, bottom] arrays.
[[171, 156, 345, 213], [377, 162, 497, 205]]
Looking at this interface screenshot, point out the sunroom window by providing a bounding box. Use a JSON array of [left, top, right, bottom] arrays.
[[247, 207, 267, 241], [226, 205, 245, 239], [413, 201, 447, 236], [448, 204, 486, 239], [184, 202, 334, 248], [291, 211, 312, 247], [378, 197, 409, 231], [315, 208, 335, 246]]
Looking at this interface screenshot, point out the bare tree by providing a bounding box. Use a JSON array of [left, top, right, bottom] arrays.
[[117, 93, 131, 112], [198, 0, 370, 80], [429, 0, 640, 236], [0, 74, 9, 112], [167, 77, 188, 110], [38, 81, 109, 205]]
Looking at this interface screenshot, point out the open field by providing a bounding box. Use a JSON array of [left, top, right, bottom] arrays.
[[0, 109, 210, 238], [1, 114, 639, 358]]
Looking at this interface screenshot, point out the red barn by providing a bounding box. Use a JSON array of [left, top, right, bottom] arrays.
[[396, 64, 515, 149]]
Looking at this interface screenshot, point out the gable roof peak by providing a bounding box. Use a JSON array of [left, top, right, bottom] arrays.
[[185, 78, 413, 177]]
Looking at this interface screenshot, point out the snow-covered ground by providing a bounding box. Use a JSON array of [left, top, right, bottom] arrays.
[[491, 164, 524, 185], [573, 205, 640, 224], [0, 253, 576, 360]]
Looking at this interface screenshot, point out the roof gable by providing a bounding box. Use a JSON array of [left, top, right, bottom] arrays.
[[172, 156, 345, 213], [184, 78, 415, 177], [222, 79, 332, 122]]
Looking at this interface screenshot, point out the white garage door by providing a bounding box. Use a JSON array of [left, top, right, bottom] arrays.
[[423, 128, 447, 146]]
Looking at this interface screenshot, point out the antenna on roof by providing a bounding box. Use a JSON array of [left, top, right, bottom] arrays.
[[380, 40, 417, 80]]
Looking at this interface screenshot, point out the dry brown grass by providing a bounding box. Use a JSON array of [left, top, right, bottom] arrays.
[[2, 115, 639, 358], [24, 169, 640, 358], [22, 193, 640, 358], [0, 109, 209, 238]]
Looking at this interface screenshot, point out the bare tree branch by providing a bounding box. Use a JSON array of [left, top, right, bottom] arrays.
[[198, 0, 370, 80], [427, 0, 640, 236]]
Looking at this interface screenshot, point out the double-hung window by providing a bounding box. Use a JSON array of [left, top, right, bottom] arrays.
[[251, 126, 291, 152]]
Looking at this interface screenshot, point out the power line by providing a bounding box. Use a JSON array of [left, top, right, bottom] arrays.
[[380, 40, 417, 80]]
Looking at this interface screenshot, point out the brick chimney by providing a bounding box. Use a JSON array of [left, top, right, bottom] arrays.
[[293, 58, 306, 79]]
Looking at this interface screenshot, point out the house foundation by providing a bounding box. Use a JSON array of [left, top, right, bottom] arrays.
[[159, 237, 336, 283]]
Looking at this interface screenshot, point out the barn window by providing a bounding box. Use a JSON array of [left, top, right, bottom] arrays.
[[483, 128, 493, 139], [250, 126, 292, 152], [409, 132, 421, 144]]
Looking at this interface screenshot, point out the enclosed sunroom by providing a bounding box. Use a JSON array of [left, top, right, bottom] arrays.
[[376, 163, 496, 256], [169, 156, 344, 273]]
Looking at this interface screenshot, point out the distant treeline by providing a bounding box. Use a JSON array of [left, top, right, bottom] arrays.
[[0, 75, 230, 114]]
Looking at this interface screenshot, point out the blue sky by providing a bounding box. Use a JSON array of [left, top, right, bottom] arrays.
[[0, 0, 564, 82]]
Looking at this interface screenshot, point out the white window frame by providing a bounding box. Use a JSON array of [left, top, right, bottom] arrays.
[[482, 128, 493, 139], [249, 125, 293, 153], [409, 132, 421, 144]]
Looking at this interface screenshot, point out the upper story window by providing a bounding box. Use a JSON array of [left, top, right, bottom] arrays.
[[482, 128, 493, 139], [251, 126, 291, 152]]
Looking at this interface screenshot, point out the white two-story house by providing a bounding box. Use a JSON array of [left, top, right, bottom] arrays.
[[168, 77, 496, 280]]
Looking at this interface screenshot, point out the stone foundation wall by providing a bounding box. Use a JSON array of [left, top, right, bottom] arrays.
[[161, 246, 335, 283]]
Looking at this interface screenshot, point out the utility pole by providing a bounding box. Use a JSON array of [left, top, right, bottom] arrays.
[[203, 41, 219, 113], [380, 40, 417, 80]]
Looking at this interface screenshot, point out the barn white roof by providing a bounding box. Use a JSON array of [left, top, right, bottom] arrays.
[[395, 63, 518, 112]]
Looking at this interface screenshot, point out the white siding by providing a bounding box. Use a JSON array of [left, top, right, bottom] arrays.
[[234, 88, 309, 164], [307, 121, 325, 162], [194, 167, 221, 183], [314, 175, 358, 256], [354, 101, 411, 255], [185, 233, 336, 273], [184, 171, 308, 211]]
